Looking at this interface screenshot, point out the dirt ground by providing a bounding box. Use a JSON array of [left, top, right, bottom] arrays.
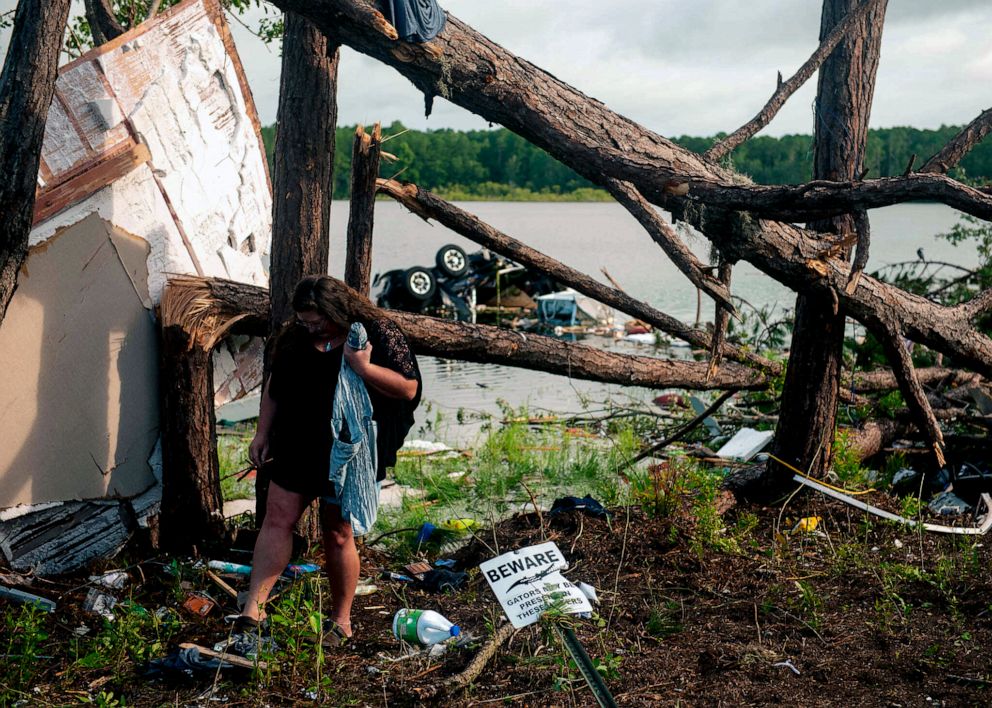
[[3, 492, 991, 707]]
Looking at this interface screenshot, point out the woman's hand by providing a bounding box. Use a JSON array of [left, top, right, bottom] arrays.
[[344, 341, 373, 374], [249, 433, 270, 469]]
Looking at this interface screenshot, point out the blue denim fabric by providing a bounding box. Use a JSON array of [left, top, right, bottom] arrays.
[[325, 322, 379, 536]]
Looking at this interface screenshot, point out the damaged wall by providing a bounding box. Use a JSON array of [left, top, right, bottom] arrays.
[[0, 0, 272, 572]]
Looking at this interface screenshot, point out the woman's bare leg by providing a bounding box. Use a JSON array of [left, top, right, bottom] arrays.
[[320, 503, 358, 636], [241, 482, 311, 621]]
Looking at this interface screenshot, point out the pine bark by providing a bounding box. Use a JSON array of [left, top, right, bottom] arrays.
[[0, 0, 73, 324], [261, 13, 339, 533], [771, 0, 886, 482], [158, 325, 225, 550], [344, 124, 381, 295]]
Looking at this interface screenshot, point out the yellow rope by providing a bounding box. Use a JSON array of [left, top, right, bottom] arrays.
[[766, 453, 876, 496]]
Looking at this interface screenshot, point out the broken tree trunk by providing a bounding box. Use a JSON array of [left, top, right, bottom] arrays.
[[0, 0, 72, 324], [158, 322, 225, 551], [377, 179, 777, 374], [344, 123, 381, 295], [262, 12, 339, 534], [165, 276, 769, 393], [771, 0, 886, 481]]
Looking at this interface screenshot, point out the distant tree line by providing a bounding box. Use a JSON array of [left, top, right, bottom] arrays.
[[259, 121, 992, 199]]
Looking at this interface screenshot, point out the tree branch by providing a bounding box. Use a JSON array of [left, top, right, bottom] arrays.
[[920, 107, 992, 175], [707, 262, 733, 380], [688, 173, 992, 223], [845, 210, 870, 294], [705, 0, 886, 162], [84, 0, 124, 44], [376, 178, 777, 373], [875, 323, 946, 467], [604, 177, 734, 311]]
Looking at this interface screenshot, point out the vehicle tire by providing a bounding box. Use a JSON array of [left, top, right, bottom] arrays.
[[403, 267, 437, 300], [435, 244, 469, 278]]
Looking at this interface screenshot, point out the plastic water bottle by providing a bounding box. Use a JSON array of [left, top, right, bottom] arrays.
[[392, 609, 460, 646]]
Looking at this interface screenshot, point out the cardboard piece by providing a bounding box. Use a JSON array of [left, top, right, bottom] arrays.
[[0, 215, 158, 507]]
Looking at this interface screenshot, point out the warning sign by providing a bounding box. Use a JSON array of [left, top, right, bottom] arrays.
[[479, 541, 593, 628]]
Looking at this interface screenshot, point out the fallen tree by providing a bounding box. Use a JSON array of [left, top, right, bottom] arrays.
[[269, 0, 992, 475]]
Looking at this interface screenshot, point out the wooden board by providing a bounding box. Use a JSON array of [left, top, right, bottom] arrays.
[[179, 642, 269, 670]]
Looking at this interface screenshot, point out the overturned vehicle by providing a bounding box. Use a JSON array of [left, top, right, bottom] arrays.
[[374, 244, 563, 322]]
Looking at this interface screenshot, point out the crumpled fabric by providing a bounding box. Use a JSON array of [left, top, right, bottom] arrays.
[[329, 322, 379, 536], [144, 646, 230, 680], [549, 495, 612, 519], [386, 0, 446, 43]]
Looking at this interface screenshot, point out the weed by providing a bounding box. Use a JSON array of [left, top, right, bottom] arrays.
[[0, 603, 50, 693], [645, 600, 684, 638]]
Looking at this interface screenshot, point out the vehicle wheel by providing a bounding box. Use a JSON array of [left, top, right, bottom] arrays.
[[435, 244, 469, 278], [403, 267, 436, 300]]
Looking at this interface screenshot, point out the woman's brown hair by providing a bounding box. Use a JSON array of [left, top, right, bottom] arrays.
[[291, 275, 382, 329]]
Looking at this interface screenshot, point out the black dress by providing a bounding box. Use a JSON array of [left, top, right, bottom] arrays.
[[265, 318, 421, 497]]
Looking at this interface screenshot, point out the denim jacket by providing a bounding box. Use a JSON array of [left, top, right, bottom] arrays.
[[327, 322, 379, 536]]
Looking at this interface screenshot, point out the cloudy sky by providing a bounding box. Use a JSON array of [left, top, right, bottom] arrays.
[[2, 0, 990, 137]]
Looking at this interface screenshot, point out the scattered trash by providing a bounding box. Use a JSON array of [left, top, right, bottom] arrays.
[[480, 541, 593, 628], [89, 570, 129, 590], [950, 462, 992, 506], [183, 591, 216, 617], [207, 560, 252, 575], [929, 491, 972, 517], [690, 395, 724, 437], [355, 583, 379, 596], [392, 609, 461, 646], [145, 646, 235, 680], [417, 569, 469, 593], [894, 538, 904, 549], [415, 522, 437, 544], [773, 659, 801, 676], [715, 428, 773, 462], [83, 587, 118, 621], [791, 516, 822, 534], [0, 584, 57, 613], [205, 570, 239, 600], [405, 561, 433, 578], [549, 496, 611, 519], [577, 582, 599, 605], [795, 474, 992, 536], [73, 624, 90, 636], [182, 642, 267, 670], [891, 467, 950, 499], [284, 563, 320, 578], [434, 558, 458, 568], [384, 572, 415, 583], [439, 518, 478, 532]]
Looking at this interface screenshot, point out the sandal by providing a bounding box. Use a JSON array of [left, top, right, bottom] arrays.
[[320, 620, 352, 648]]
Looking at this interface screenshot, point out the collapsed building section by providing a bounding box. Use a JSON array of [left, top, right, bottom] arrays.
[[0, 0, 271, 574]]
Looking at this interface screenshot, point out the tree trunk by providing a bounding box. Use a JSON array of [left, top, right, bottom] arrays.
[[771, 0, 886, 482], [344, 124, 381, 295], [260, 13, 339, 534], [158, 325, 225, 551], [0, 0, 72, 324], [84, 0, 124, 45]]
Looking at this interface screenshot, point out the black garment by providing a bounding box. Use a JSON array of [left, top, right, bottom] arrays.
[[265, 318, 421, 497], [386, 0, 446, 42]]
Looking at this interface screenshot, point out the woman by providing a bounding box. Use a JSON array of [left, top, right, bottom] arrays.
[[233, 275, 420, 649]]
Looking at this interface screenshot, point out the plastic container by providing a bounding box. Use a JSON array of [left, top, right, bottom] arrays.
[[392, 609, 460, 646]]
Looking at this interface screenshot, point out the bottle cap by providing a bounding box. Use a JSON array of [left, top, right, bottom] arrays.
[[450, 625, 461, 637]]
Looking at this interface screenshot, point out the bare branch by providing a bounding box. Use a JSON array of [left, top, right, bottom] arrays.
[[920, 107, 992, 175], [845, 210, 870, 294], [692, 173, 992, 223], [705, 0, 886, 162], [604, 177, 734, 311], [707, 262, 733, 380], [848, 366, 981, 392], [876, 323, 946, 467]]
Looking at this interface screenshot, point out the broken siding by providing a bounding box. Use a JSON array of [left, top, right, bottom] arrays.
[[32, 0, 272, 295]]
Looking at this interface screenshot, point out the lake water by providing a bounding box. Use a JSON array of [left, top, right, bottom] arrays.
[[325, 201, 976, 444]]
